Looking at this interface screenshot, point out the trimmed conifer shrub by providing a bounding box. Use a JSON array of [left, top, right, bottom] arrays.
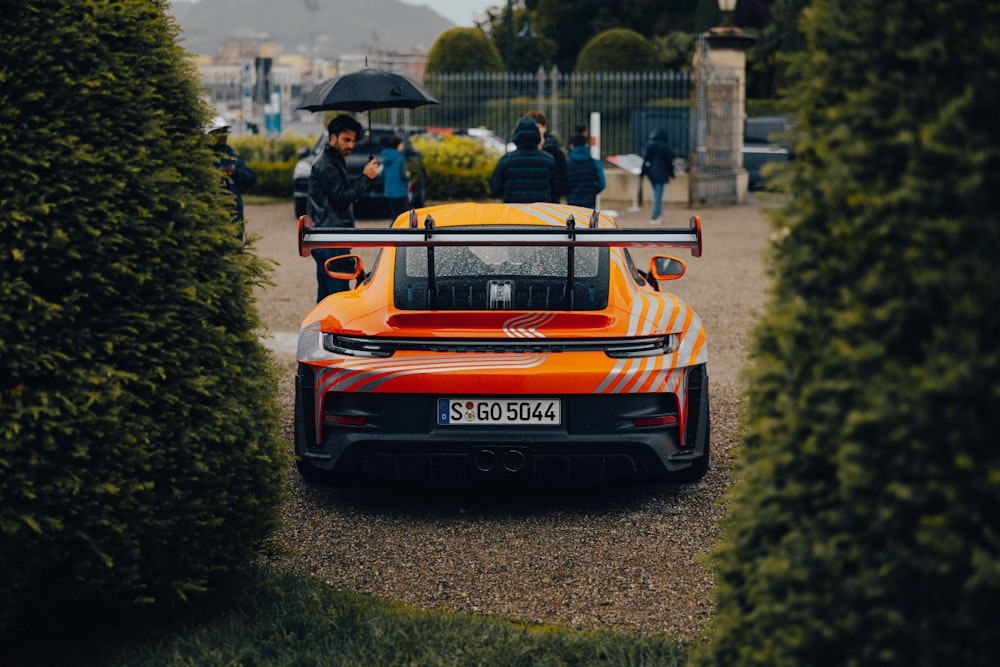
[[0, 0, 286, 629], [575, 29, 661, 72], [426, 27, 504, 75], [695, 1, 1000, 665]]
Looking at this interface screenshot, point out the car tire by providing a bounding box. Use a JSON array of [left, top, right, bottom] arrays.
[[295, 457, 337, 484]]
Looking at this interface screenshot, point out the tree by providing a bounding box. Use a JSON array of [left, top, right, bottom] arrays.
[[653, 31, 698, 72], [480, 0, 701, 73], [0, 0, 286, 628], [748, 0, 808, 98], [696, 0, 1000, 665], [425, 27, 503, 74], [575, 28, 661, 72], [476, 2, 557, 72]]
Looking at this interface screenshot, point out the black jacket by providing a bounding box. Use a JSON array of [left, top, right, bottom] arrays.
[[489, 119, 558, 203], [307, 145, 371, 228], [541, 131, 569, 201], [565, 145, 606, 208], [641, 127, 675, 185]]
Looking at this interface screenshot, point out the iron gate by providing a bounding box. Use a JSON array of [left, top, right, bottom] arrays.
[[689, 34, 740, 206]]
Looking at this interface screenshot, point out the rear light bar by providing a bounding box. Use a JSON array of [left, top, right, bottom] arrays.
[[633, 415, 678, 427], [324, 334, 680, 357], [323, 414, 367, 427]]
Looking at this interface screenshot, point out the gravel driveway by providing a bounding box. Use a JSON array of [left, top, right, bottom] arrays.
[[247, 198, 772, 640]]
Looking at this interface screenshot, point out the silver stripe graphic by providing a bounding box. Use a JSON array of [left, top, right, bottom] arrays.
[[316, 352, 549, 393]]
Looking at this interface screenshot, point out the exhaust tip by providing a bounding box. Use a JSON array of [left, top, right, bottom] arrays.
[[473, 449, 497, 472], [503, 449, 527, 473]]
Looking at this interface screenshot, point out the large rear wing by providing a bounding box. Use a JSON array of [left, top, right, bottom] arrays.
[[298, 209, 702, 258]]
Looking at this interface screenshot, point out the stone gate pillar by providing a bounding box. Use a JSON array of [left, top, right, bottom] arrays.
[[690, 26, 756, 205]]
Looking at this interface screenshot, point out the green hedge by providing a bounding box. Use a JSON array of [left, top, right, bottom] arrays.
[[411, 134, 499, 201], [247, 159, 296, 199], [229, 134, 312, 163], [1, 0, 286, 630], [424, 162, 494, 201], [695, 0, 1000, 665], [240, 135, 500, 203]]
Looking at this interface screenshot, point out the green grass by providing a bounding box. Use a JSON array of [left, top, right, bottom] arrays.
[[6, 567, 694, 667]]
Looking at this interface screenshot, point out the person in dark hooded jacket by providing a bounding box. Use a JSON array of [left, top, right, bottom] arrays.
[[641, 127, 674, 222], [489, 118, 558, 203], [523, 110, 568, 201], [565, 133, 606, 208]]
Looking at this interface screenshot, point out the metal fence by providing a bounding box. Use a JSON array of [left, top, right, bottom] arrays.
[[366, 68, 692, 160]]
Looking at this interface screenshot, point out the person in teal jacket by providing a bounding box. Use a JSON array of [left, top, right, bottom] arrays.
[[380, 135, 410, 220]]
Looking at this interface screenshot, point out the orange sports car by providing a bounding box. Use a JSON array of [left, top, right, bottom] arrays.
[[294, 203, 708, 486]]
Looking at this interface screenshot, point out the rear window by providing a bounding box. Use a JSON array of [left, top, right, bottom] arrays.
[[394, 245, 609, 311]]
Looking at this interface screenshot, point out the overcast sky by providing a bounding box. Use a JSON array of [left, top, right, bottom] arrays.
[[399, 0, 496, 26], [171, 0, 497, 29]]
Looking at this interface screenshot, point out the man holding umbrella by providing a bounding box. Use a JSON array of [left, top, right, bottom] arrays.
[[307, 114, 378, 301]]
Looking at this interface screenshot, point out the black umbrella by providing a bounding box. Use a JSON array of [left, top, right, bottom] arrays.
[[297, 68, 440, 113], [297, 68, 439, 160]]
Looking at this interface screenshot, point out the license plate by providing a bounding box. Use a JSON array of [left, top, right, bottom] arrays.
[[437, 398, 561, 426]]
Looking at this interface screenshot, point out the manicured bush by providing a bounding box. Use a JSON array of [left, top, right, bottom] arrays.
[[424, 162, 495, 201], [247, 159, 296, 199], [695, 1, 1000, 665], [412, 134, 499, 170], [411, 134, 499, 201], [425, 27, 503, 75], [229, 133, 313, 163], [0, 0, 286, 630], [575, 29, 661, 73]]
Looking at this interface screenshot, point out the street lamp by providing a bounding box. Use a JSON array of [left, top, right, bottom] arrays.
[[718, 0, 737, 27], [505, 0, 538, 75], [504, 0, 537, 147]]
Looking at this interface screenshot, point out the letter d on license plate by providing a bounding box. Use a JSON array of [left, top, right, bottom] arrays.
[[437, 398, 561, 425]]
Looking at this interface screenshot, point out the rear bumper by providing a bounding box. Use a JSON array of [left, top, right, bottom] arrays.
[[294, 364, 709, 485]]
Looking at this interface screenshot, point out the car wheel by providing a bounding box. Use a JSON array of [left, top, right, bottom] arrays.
[[295, 457, 337, 484]]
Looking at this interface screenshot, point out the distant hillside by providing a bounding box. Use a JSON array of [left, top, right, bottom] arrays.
[[167, 0, 454, 58]]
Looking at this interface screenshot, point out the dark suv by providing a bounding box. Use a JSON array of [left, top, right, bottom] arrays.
[[742, 115, 792, 191], [293, 124, 427, 219]]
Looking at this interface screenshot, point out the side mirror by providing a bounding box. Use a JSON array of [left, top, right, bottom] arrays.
[[324, 254, 365, 282], [649, 255, 686, 281]]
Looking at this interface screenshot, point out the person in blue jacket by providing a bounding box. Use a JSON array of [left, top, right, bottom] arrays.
[[489, 118, 558, 204], [565, 133, 606, 209], [380, 135, 410, 220]]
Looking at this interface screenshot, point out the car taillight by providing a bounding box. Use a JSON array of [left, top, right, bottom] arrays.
[[324, 415, 367, 427], [633, 415, 678, 427], [605, 334, 680, 358], [323, 334, 394, 357]]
